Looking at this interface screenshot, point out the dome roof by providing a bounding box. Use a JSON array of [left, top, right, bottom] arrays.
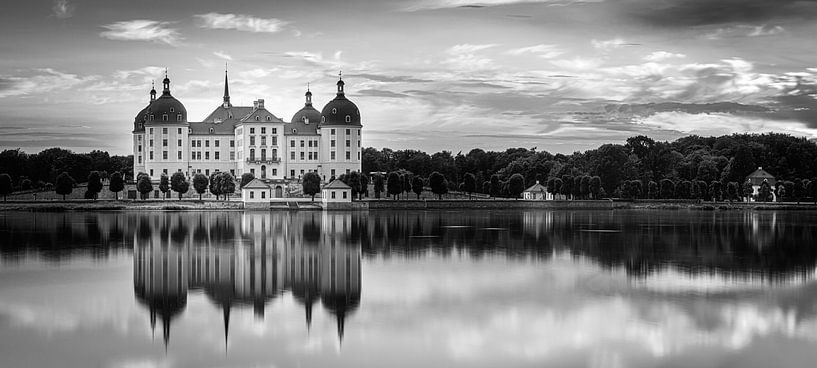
[[320, 79, 361, 126], [292, 90, 322, 125], [134, 104, 149, 131], [146, 75, 188, 124]]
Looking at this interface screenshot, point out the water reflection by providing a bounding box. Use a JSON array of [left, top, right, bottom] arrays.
[[132, 212, 361, 348]]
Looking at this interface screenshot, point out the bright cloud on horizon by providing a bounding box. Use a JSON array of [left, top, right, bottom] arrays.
[[194, 13, 289, 33], [99, 20, 182, 45]]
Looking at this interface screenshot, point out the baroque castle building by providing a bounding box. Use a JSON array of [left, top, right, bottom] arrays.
[[132, 70, 362, 190]]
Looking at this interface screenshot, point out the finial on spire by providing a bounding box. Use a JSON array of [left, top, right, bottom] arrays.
[[336, 72, 345, 95], [223, 64, 231, 108]]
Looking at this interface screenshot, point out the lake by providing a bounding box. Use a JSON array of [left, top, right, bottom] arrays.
[[1, 209, 817, 368]]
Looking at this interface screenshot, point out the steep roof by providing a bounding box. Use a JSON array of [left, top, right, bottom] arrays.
[[523, 182, 547, 193], [188, 121, 237, 135], [240, 108, 283, 124], [323, 179, 351, 189], [746, 167, 776, 186], [203, 106, 254, 123], [242, 178, 269, 190]]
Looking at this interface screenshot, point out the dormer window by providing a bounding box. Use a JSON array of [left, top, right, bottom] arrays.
[[256, 116, 260, 121], [266, 116, 271, 121], [209, 128, 214, 133], [303, 116, 309, 124], [177, 114, 182, 121], [170, 107, 174, 113], [162, 114, 168, 121], [293, 128, 297, 134], [229, 114, 233, 118], [321, 116, 325, 123], [332, 108, 337, 114], [150, 114, 154, 121], [188, 128, 192, 134], [345, 115, 351, 123]]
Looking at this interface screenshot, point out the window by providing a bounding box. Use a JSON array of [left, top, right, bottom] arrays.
[[250, 191, 254, 199], [308, 152, 312, 160], [170, 108, 174, 113], [215, 152, 220, 160], [255, 116, 260, 121], [332, 108, 337, 114], [261, 149, 266, 161], [331, 151, 336, 160], [346, 129, 351, 135], [331, 169, 336, 176], [215, 140, 220, 147], [343, 192, 347, 199], [162, 114, 168, 121], [163, 139, 168, 147], [358, 152, 361, 160], [358, 140, 361, 147], [250, 136, 255, 145], [250, 128, 255, 134], [308, 140, 312, 148], [300, 152, 305, 160], [149, 152, 154, 160], [197, 140, 202, 147], [331, 140, 336, 147], [177, 139, 182, 146], [272, 128, 277, 134], [261, 127, 266, 134], [178, 128, 182, 134], [138, 156, 142, 164], [261, 191, 266, 198], [290, 140, 295, 147], [331, 129, 336, 135], [261, 136, 266, 145], [331, 191, 336, 199], [230, 140, 234, 147], [290, 170, 295, 177], [250, 168, 255, 175], [272, 136, 277, 146], [250, 149, 255, 161], [177, 151, 182, 160], [346, 140, 350, 147], [177, 114, 182, 121], [205, 140, 210, 148], [138, 145, 142, 152], [149, 128, 154, 134], [149, 139, 154, 147], [300, 140, 304, 147], [163, 169, 167, 174], [358, 129, 361, 135], [150, 169, 154, 176], [346, 152, 350, 160], [272, 169, 277, 176], [205, 152, 210, 160], [261, 165, 267, 179], [209, 128, 214, 133], [162, 128, 168, 134], [290, 152, 295, 160], [206, 169, 210, 176], [230, 169, 235, 176], [345, 115, 351, 122], [197, 152, 201, 160], [230, 152, 235, 160]]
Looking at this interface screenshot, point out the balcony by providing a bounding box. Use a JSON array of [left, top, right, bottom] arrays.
[[246, 157, 281, 164]]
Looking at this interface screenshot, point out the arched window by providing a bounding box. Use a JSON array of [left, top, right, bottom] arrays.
[[321, 116, 325, 123], [261, 165, 267, 179], [209, 128, 214, 133], [332, 108, 337, 114], [256, 116, 260, 121], [188, 128, 192, 134], [345, 115, 351, 123], [162, 114, 168, 121], [250, 148, 255, 161], [266, 116, 271, 121], [177, 114, 182, 121], [170, 107, 174, 113]]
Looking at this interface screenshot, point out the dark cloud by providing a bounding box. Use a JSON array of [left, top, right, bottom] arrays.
[[625, 0, 817, 27], [604, 102, 770, 115], [771, 79, 817, 129]]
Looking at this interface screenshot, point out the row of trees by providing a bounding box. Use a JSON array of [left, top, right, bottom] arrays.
[[363, 133, 817, 199], [0, 148, 132, 191], [135, 171, 236, 200]]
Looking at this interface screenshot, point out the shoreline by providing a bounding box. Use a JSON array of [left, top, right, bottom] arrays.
[[0, 199, 816, 212]]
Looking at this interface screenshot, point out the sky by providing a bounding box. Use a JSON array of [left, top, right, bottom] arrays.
[[2, 0, 817, 155]]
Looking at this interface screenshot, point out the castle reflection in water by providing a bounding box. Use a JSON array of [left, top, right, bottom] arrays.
[[132, 212, 361, 348]]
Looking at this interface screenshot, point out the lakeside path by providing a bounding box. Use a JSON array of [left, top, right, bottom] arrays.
[[0, 199, 816, 211]]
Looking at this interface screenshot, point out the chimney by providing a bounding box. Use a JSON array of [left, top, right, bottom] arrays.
[[257, 99, 265, 109], [253, 100, 259, 110]]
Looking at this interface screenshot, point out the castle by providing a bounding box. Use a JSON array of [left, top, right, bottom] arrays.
[[132, 69, 362, 194]]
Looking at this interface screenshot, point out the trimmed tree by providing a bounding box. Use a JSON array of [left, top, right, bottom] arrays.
[[346, 171, 362, 200], [87, 171, 103, 200], [759, 180, 773, 202], [709, 181, 722, 202], [109, 172, 124, 200], [509, 173, 525, 199], [463, 173, 476, 199], [240, 173, 255, 189], [387, 172, 402, 200], [412, 176, 424, 199], [21, 178, 32, 191], [590, 176, 601, 199], [136, 173, 153, 200], [360, 174, 370, 199], [209, 173, 223, 200], [159, 173, 170, 200], [742, 181, 754, 202], [490, 174, 501, 198], [553, 178, 563, 200], [429, 171, 448, 200], [726, 182, 739, 202], [55, 172, 75, 200], [170, 172, 189, 200], [660, 179, 675, 199], [648, 181, 659, 199], [193, 173, 209, 200], [220, 172, 236, 201], [0, 173, 11, 201], [302, 172, 321, 201], [373, 173, 385, 199], [482, 181, 490, 196]]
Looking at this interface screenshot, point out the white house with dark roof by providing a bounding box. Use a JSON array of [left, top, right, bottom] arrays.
[[132, 69, 362, 196], [746, 167, 777, 202], [241, 178, 271, 203], [321, 179, 352, 204], [523, 181, 548, 200]]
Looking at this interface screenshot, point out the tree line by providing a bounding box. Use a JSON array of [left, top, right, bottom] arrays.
[[0, 148, 132, 190]]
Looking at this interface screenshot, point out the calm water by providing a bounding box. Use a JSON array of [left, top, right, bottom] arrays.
[[1, 209, 817, 368]]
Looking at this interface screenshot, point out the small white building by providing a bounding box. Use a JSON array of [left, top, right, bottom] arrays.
[[322, 179, 352, 204], [746, 167, 777, 202], [523, 181, 548, 200], [242, 178, 270, 203]]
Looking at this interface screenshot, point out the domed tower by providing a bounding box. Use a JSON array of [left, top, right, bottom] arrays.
[[132, 83, 156, 179], [141, 70, 190, 180], [318, 72, 362, 179]]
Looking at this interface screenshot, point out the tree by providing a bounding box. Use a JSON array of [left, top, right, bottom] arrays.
[[590, 176, 601, 199], [759, 180, 773, 202], [55, 172, 75, 200], [561, 175, 573, 200], [87, 171, 103, 200], [429, 171, 448, 200], [709, 181, 722, 202], [302, 172, 321, 201], [660, 179, 675, 199], [387, 172, 402, 200], [793, 179, 805, 203], [677, 180, 692, 199], [726, 182, 739, 202], [508, 173, 525, 199], [490, 174, 501, 198], [170, 172, 189, 200], [463, 173, 476, 199], [546, 178, 555, 196], [136, 173, 153, 200], [360, 174, 370, 199], [345, 171, 362, 200], [193, 173, 208, 200], [220, 172, 236, 201], [373, 173, 385, 199], [159, 173, 170, 200], [209, 173, 223, 200], [240, 173, 255, 189], [402, 173, 412, 200], [0, 173, 11, 201], [412, 176, 424, 199], [742, 181, 754, 202], [20, 178, 32, 191], [648, 181, 659, 199], [109, 172, 125, 200], [482, 181, 490, 195], [810, 177, 817, 204], [553, 178, 563, 200]]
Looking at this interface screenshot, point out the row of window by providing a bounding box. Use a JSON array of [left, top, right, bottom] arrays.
[[249, 127, 277, 135], [191, 139, 235, 148], [248, 136, 278, 146]]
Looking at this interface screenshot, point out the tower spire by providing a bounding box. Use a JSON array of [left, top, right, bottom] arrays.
[[162, 68, 171, 95], [336, 71, 345, 96], [150, 81, 156, 102], [223, 62, 231, 108], [305, 83, 312, 106]]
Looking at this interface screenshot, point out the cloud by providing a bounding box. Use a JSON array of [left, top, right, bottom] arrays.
[[643, 51, 686, 62], [99, 20, 181, 45], [213, 51, 232, 61], [0, 69, 94, 98], [591, 37, 639, 51], [447, 43, 498, 55], [52, 0, 74, 19], [195, 13, 288, 33], [626, 0, 817, 28], [704, 24, 786, 39], [634, 111, 817, 137], [405, 0, 603, 11], [506, 44, 564, 58]]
